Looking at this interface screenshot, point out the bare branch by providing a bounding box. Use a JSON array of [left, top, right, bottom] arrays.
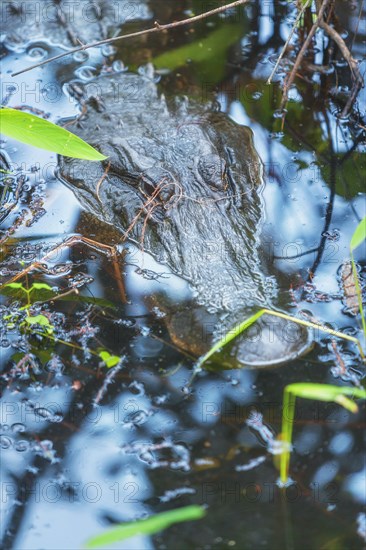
[[319, 19, 363, 117]]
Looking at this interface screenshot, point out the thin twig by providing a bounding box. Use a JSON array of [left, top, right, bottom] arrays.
[[319, 19, 363, 117], [11, 0, 250, 77], [96, 161, 111, 204], [281, 0, 332, 110], [267, 0, 311, 85]]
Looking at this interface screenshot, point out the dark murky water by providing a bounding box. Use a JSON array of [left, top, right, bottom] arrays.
[[1, 1, 365, 549]]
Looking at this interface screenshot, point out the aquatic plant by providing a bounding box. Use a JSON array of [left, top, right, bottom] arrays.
[[279, 383, 366, 484], [84, 505, 206, 548], [1, 281, 121, 369], [195, 309, 365, 371]]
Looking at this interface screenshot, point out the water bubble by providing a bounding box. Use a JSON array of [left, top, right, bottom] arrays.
[[269, 131, 284, 140], [74, 66, 97, 81], [34, 407, 52, 420], [251, 91, 262, 100], [34, 407, 63, 423], [27, 47, 47, 59], [112, 60, 127, 73], [335, 60, 348, 68], [128, 381, 145, 396], [140, 326, 150, 337], [151, 306, 166, 318], [11, 423, 25, 433], [73, 51, 89, 62], [5, 84, 17, 95], [0, 435, 12, 449], [102, 45, 117, 57], [124, 410, 148, 427], [273, 108, 286, 119], [15, 440, 29, 452]]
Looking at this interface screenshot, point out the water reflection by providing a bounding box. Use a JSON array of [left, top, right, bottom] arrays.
[[1, 1, 365, 549]]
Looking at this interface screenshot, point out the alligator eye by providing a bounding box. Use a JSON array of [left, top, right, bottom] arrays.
[[198, 154, 228, 191], [139, 167, 176, 203]]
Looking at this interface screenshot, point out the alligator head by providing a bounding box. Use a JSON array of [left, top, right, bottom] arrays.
[[58, 71, 311, 367], [59, 71, 276, 312]]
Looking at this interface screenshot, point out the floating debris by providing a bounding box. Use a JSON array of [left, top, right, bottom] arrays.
[[235, 455, 267, 472], [93, 360, 124, 406], [339, 260, 360, 315], [159, 487, 196, 503], [121, 439, 191, 471]]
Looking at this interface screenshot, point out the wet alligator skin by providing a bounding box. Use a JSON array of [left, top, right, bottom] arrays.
[[58, 70, 311, 367]]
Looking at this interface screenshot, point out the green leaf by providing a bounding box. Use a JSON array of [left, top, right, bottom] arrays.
[[3, 282, 25, 290], [99, 350, 121, 368], [30, 283, 53, 291], [350, 217, 366, 252], [84, 505, 206, 548], [24, 314, 54, 334], [0, 108, 107, 161]]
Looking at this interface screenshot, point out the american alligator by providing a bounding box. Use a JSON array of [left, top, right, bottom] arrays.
[[58, 69, 311, 368]]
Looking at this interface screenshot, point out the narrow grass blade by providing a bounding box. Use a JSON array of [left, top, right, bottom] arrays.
[[195, 309, 264, 369], [284, 383, 366, 402], [84, 505, 206, 548], [280, 383, 366, 483], [280, 388, 296, 484], [196, 308, 364, 370], [350, 216, 366, 252]]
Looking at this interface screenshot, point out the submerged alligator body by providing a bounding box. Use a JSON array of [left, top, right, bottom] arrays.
[[58, 69, 311, 368]]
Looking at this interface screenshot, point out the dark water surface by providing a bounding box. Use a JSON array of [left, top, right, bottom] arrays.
[[1, 1, 365, 549]]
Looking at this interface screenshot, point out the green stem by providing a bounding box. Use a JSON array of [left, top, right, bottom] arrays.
[[33, 330, 101, 358], [280, 389, 296, 484]]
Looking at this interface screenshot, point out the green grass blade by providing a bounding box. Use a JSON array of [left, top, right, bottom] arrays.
[[280, 384, 366, 483], [195, 309, 265, 369], [84, 505, 206, 548], [0, 107, 107, 161], [196, 308, 364, 370], [285, 383, 366, 402], [280, 388, 296, 484], [350, 216, 366, 251]]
